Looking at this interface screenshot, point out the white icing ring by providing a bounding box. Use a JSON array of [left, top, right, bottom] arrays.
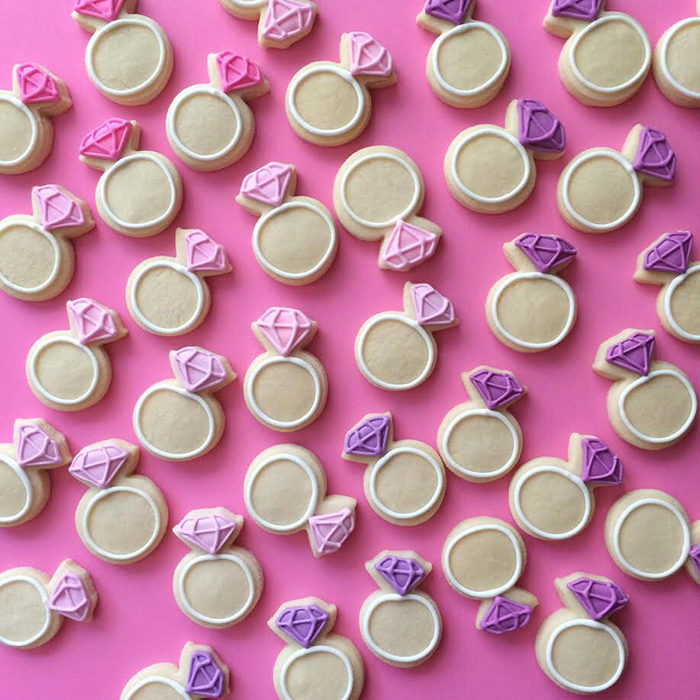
[[244, 452, 320, 533], [512, 465, 592, 540], [0, 455, 33, 524], [287, 65, 365, 137], [280, 645, 353, 700], [128, 260, 205, 335], [664, 263, 700, 341], [612, 497, 691, 579], [355, 313, 435, 391], [442, 523, 523, 598], [569, 13, 651, 95], [0, 94, 38, 168], [561, 150, 641, 231], [368, 446, 444, 520], [449, 127, 531, 204], [618, 369, 697, 444], [657, 17, 700, 100], [0, 221, 60, 295], [253, 201, 336, 280], [230, 0, 267, 6], [0, 574, 51, 648], [132, 384, 217, 460], [441, 408, 520, 479], [123, 677, 189, 700], [546, 619, 625, 693]]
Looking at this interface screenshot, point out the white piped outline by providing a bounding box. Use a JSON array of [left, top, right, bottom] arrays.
[[0, 221, 61, 294], [664, 263, 700, 341], [280, 645, 353, 700], [0, 574, 51, 648], [123, 676, 188, 700], [0, 455, 33, 524], [0, 94, 38, 168], [657, 17, 700, 100]]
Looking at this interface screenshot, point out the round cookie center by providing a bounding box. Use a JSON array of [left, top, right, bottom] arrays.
[[668, 266, 700, 338], [0, 224, 57, 292], [0, 456, 31, 523], [0, 98, 34, 165], [32, 340, 96, 402], [366, 597, 437, 660], [283, 648, 352, 700], [665, 20, 700, 93], [0, 578, 48, 646]]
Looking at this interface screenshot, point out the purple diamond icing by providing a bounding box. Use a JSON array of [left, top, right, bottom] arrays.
[[633, 127, 676, 182], [172, 347, 227, 392], [514, 233, 577, 273], [276, 604, 329, 648], [689, 544, 700, 576], [374, 555, 426, 595], [481, 596, 532, 634], [551, 0, 602, 21], [643, 231, 692, 274], [424, 0, 472, 24], [410, 283, 455, 326], [567, 577, 628, 621], [580, 438, 623, 486], [15, 424, 62, 468], [605, 332, 655, 376], [344, 415, 391, 457], [174, 512, 238, 554], [69, 444, 129, 489], [517, 99, 566, 154], [469, 369, 524, 410], [185, 651, 225, 698], [48, 573, 90, 622]]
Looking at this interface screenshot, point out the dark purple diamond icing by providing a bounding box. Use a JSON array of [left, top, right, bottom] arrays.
[[185, 651, 225, 698], [514, 233, 577, 272], [470, 369, 524, 410], [481, 596, 532, 634], [517, 99, 566, 154], [344, 415, 390, 457], [276, 604, 329, 648], [424, 0, 472, 24], [643, 231, 692, 274], [567, 577, 628, 621], [605, 332, 654, 376], [689, 544, 700, 576], [375, 555, 426, 595], [551, 0, 602, 21], [632, 127, 676, 182], [580, 438, 623, 486]]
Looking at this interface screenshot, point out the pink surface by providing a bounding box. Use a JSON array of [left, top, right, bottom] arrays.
[[0, 0, 698, 698]]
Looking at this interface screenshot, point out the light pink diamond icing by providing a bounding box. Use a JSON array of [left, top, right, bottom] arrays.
[[48, 573, 90, 622], [184, 230, 229, 273], [15, 423, 62, 468], [67, 298, 120, 344], [256, 307, 312, 356], [410, 283, 455, 326], [172, 347, 227, 392], [69, 444, 128, 489], [73, 0, 126, 21], [308, 508, 355, 555], [16, 63, 60, 104], [33, 185, 86, 232], [261, 0, 315, 42], [240, 162, 292, 208], [215, 51, 263, 92], [381, 220, 438, 271], [174, 512, 238, 554], [347, 31, 393, 77], [79, 118, 131, 160]]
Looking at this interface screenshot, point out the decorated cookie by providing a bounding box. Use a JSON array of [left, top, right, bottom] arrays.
[[509, 433, 623, 541], [238, 163, 337, 284], [269, 597, 365, 700], [245, 307, 327, 431], [558, 125, 675, 234], [72, 0, 173, 105], [486, 233, 577, 352], [173, 508, 263, 628], [355, 282, 457, 391], [79, 118, 183, 237], [333, 146, 442, 271], [26, 298, 127, 411], [71, 440, 167, 565], [634, 231, 699, 344], [359, 551, 441, 667], [343, 413, 445, 525], [126, 228, 231, 336], [120, 642, 230, 699], [133, 346, 235, 461], [536, 573, 629, 694], [442, 516, 537, 634], [0, 419, 71, 528], [167, 52, 268, 172], [286, 32, 396, 146], [445, 98, 565, 213], [417, 0, 510, 108], [219, 0, 317, 49], [245, 445, 356, 557], [437, 367, 525, 483], [592, 329, 697, 449]]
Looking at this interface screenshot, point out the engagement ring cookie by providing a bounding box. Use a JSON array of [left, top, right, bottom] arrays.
[[26, 298, 127, 411], [0, 560, 96, 649], [593, 329, 697, 449], [417, 0, 510, 108], [445, 99, 565, 213], [126, 228, 231, 336], [167, 52, 268, 172], [442, 516, 537, 634], [80, 118, 183, 237], [238, 163, 337, 284], [72, 0, 173, 105], [71, 440, 167, 564], [270, 598, 365, 700], [173, 508, 263, 628], [343, 413, 445, 525], [286, 32, 395, 146], [133, 346, 235, 461], [245, 445, 356, 556]]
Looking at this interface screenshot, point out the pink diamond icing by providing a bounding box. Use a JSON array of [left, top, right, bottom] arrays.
[[184, 230, 229, 273], [33, 185, 85, 232], [256, 307, 312, 356], [49, 573, 90, 622], [174, 513, 238, 554], [410, 283, 455, 326], [67, 298, 120, 344], [308, 508, 355, 555], [73, 0, 126, 21], [240, 162, 292, 208], [172, 347, 227, 392], [215, 51, 262, 93], [16, 63, 59, 104], [15, 424, 61, 468], [69, 444, 128, 489], [79, 118, 131, 160], [381, 221, 439, 271], [261, 0, 315, 42], [347, 31, 393, 77]]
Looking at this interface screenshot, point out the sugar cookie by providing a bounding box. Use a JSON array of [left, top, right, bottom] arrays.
[[246, 445, 356, 557], [167, 52, 268, 171], [437, 367, 525, 483], [286, 32, 396, 146], [343, 413, 445, 525], [0, 559, 97, 650], [0, 419, 71, 528], [26, 298, 127, 411], [79, 118, 183, 237], [173, 508, 263, 628], [417, 0, 510, 108], [71, 440, 167, 565], [536, 573, 629, 694], [558, 125, 675, 234], [238, 163, 337, 284], [355, 282, 457, 391], [245, 307, 327, 431], [269, 597, 365, 700], [126, 228, 231, 336], [445, 98, 565, 213], [592, 329, 697, 449], [133, 346, 235, 461], [509, 433, 623, 541], [0, 63, 71, 174], [72, 0, 173, 106], [634, 231, 699, 344], [486, 233, 577, 352], [333, 146, 442, 271], [442, 516, 537, 634], [359, 551, 441, 667]]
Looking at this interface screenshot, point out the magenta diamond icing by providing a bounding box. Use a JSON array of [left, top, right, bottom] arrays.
[[276, 603, 329, 647], [551, 0, 602, 21], [517, 99, 566, 154], [633, 127, 676, 182], [69, 444, 128, 488], [424, 0, 472, 25], [514, 233, 576, 272], [184, 230, 229, 273], [33, 185, 85, 231], [256, 307, 312, 356], [347, 31, 393, 77], [643, 231, 692, 274], [469, 369, 524, 410], [15, 424, 61, 468], [344, 415, 390, 457], [410, 283, 455, 326], [374, 555, 426, 595], [67, 298, 120, 344], [74, 0, 126, 21], [48, 573, 90, 622], [16, 63, 59, 104], [172, 347, 227, 392], [308, 508, 355, 555], [240, 162, 292, 208], [580, 438, 622, 486], [689, 545, 700, 576], [79, 118, 131, 160], [261, 0, 315, 43], [481, 596, 532, 634], [567, 577, 628, 620], [381, 220, 439, 271], [185, 651, 225, 698], [174, 513, 237, 554], [605, 332, 654, 376], [215, 51, 262, 92]]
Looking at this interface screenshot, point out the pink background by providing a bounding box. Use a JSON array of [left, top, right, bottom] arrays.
[[0, 0, 698, 697]]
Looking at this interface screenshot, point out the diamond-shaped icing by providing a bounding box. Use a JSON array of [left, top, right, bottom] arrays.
[[605, 332, 655, 376], [69, 444, 128, 488], [344, 415, 391, 457], [79, 118, 131, 160], [517, 99, 566, 154], [240, 162, 292, 208], [308, 508, 355, 555], [67, 298, 120, 344], [551, 0, 602, 21], [261, 0, 315, 43], [256, 307, 312, 356], [580, 438, 623, 486], [567, 576, 628, 620], [275, 603, 329, 647], [74, 0, 126, 21], [48, 573, 91, 622], [16, 63, 59, 104], [480, 596, 532, 634], [380, 220, 439, 271], [469, 369, 524, 410], [374, 555, 426, 595], [410, 283, 455, 326], [185, 650, 225, 698], [215, 51, 262, 93], [643, 231, 692, 274], [514, 233, 576, 272], [172, 347, 227, 392], [174, 512, 238, 554], [424, 0, 472, 25], [33, 185, 86, 231], [184, 230, 229, 273], [347, 31, 393, 77], [15, 423, 62, 468], [633, 127, 676, 182]]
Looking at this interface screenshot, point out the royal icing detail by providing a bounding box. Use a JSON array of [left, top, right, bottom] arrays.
[[516, 99, 566, 154], [48, 573, 91, 621], [514, 233, 577, 272], [411, 283, 455, 325], [69, 443, 128, 488], [566, 576, 628, 620], [185, 230, 229, 272], [375, 554, 427, 595], [275, 603, 329, 647], [74, 0, 126, 22], [173, 346, 230, 392], [33, 185, 85, 231], [481, 596, 532, 634], [15, 423, 62, 468], [216, 50, 262, 91], [347, 32, 393, 77], [644, 231, 692, 273], [67, 298, 121, 344], [240, 162, 293, 207], [424, 0, 472, 24], [16, 63, 60, 104], [308, 509, 355, 555], [632, 127, 676, 181], [469, 368, 524, 410], [344, 414, 391, 457], [79, 117, 132, 160], [185, 650, 226, 697], [261, 0, 315, 43], [380, 221, 439, 271], [256, 307, 312, 356], [175, 512, 238, 554], [551, 0, 602, 21]]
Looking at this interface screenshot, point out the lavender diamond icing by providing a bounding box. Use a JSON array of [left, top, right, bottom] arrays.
[[469, 369, 524, 410], [174, 512, 237, 554], [344, 415, 390, 457], [632, 127, 676, 182], [517, 99, 566, 154], [605, 332, 654, 376], [276, 604, 329, 647], [551, 0, 602, 21], [69, 444, 129, 489], [424, 0, 472, 24], [185, 651, 225, 698], [689, 544, 700, 576], [643, 231, 692, 274], [481, 596, 532, 634], [567, 577, 628, 620], [580, 438, 623, 486], [514, 233, 576, 273], [374, 555, 426, 595]]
